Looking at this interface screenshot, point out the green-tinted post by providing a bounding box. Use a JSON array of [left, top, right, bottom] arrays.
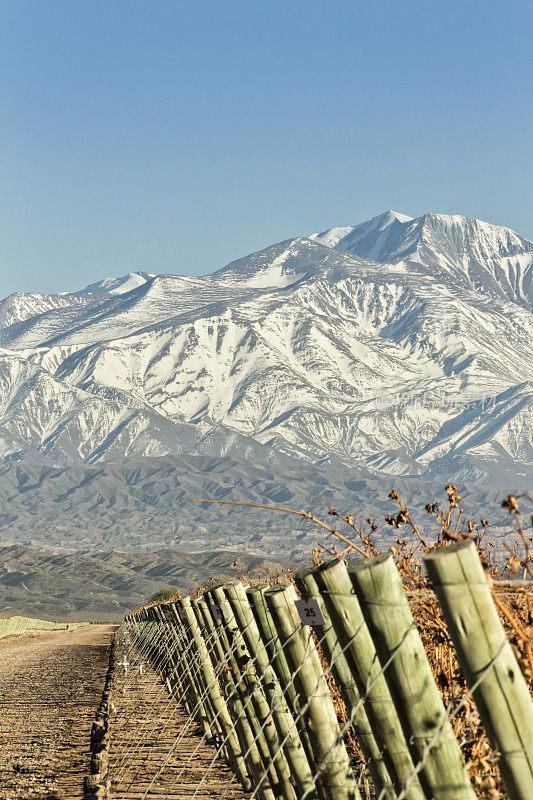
[[295, 566, 397, 799], [225, 582, 318, 800], [198, 593, 275, 800], [265, 583, 360, 800], [350, 554, 475, 800], [160, 605, 189, 706], [214, 584, 296, 800], [167, 602, 212, 739], [180, 597, 252, 791], [205, 587, 278, 800], [156, 605, 199, 724], [246, 586, 315, 770], [425, 540, 533, 800], [156, 605, 187, 695], [171, 600, 218, 734], [312, 558, 423, 800]]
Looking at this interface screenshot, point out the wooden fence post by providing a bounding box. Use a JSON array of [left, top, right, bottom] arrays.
[[265, 583, 361, 800], [153, 605, 186, 701], [165, 602, 213, 739], [144, 609, 159, 666], [205, 587, 279, 800], [225, 581, 319, 800], [349, 554, 475, 800], [295, 566, 399, 800], [424, 539, 533, 800], [309, 558, 423, 800], [154, 605, 197, 722], [196, 594, 276, 800], [178, 597, 252, 792], [213, 584, 297, 800], [163, 604, 192, 710], [247, 587, 316, 770], [171, 601, 219, 736]]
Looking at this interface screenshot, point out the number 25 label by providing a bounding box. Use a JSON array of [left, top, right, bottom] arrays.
[[295, 599, 325, 626]]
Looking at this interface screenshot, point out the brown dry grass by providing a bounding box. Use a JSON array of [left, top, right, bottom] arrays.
[[179, 488, 533, 799], [309, 488, 533, 800]]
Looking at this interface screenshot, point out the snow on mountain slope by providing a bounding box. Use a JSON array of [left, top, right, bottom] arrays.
[[313, 211, 533, 309], [311, 210, 413, 255], [0, 272, 159, 336], [81, 271, 156, 295], [0, 212, 531, 487], [208, 237, 332, 287], [0, 274, 260, 349], [0, 291, 94, 330], [0, 348, 274, 466]]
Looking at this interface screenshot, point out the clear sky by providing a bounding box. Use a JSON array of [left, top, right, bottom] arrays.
[[1, 0, 532, 296]]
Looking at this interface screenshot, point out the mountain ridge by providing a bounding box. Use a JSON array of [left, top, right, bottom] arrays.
[[0, 211, 530, 488], [0, 542, 290, 618], [312, 211, 533, 309], [0, 453, 513, 557]]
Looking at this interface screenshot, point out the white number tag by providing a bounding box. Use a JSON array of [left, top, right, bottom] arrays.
[[295, 599, 325, 626]]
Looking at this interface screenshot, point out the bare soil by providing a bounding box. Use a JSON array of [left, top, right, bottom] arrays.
[[0, 625, 116, 799], [107, 647, 248, 800]]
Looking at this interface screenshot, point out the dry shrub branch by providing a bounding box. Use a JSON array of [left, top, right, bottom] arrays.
[[191, 488, 533, 799]]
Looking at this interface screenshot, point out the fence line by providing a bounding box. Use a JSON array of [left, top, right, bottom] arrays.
[[103, 542, 533, 800]]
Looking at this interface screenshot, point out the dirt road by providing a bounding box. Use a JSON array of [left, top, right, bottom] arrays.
[[0, 624, 116, 799]]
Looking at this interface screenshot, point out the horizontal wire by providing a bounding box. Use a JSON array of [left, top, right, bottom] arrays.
[[118, 577, 522, 800]]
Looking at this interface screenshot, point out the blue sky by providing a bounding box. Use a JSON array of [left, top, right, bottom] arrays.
[[1, 0, 532, 295]]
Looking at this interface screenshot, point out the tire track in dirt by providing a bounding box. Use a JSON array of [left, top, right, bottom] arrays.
[[0, 624, 116, 799]]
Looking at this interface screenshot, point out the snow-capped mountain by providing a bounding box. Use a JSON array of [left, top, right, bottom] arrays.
[[0, 212, 531, 487], [80, 271, 156, 296], [0, 271, 154, 329], [312, 211, 533, 309]]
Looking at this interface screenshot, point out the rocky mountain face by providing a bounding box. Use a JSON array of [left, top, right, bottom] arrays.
[[311, 210, 533, 309], [0, 211, 530, 490]]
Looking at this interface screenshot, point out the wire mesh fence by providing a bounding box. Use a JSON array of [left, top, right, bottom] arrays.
[[88, 539, 533, 800]]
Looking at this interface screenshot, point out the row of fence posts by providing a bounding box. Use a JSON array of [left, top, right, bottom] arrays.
[[124, 539, 533, 800]]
